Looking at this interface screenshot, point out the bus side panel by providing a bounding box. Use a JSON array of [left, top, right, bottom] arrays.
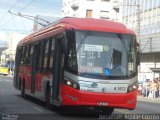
[[35, 73, 44, 92], [35, 73, 52, 94], [18, 65, 32, 90]]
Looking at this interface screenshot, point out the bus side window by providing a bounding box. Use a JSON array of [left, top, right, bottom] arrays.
[[37, 42, 43, 72], [46, 38, 52, 72], [43, 40, 49, 72], [49, 38, 55, 72], [16, 48, 22, 66], [21, 46, 26, 64], [29, 46, 33, 64], [24, 46, 30, 64]]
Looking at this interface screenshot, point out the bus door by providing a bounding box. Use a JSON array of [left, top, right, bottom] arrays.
[[52, 37, 64, 104], [31, 44, 39, 93]]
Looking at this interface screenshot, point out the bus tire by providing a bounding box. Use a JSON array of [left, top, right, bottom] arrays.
[[21, 80, 25, 98], [45, 85, 51, 108], [94, 107, 114, 115]]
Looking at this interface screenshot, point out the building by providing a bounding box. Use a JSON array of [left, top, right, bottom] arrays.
[[0, 33, 27, 64], [62, 0, 123, 22], [122, 0, 160, 53], [121, 0, 160, 81]]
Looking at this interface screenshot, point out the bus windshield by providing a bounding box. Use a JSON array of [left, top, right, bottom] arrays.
[[66, 30, 137, 79]]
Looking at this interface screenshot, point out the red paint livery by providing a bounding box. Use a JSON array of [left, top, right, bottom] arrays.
[[14, 18, 138, 115]]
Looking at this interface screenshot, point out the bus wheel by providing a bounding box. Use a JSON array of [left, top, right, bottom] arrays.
[[94, 107, 114, 115], [21, 80, 25, 98], [45, 86, 51, 108]]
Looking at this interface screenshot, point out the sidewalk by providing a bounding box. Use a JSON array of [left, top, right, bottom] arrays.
[[0, 74, 13, 79], [137, 95, 160, 103], [7, 74, 14, 79]]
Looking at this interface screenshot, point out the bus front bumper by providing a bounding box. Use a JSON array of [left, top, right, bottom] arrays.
[[61, 85, 137, 110]]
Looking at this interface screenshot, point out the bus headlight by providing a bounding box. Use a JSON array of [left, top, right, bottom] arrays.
[[127, 82, 138, 93], [64, 80, 80, 90]]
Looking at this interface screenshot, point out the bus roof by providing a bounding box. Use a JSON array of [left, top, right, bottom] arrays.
[[59, 17, 135, 34], [18, 18, 135, 46]]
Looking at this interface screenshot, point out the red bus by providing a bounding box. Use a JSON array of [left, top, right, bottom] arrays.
[[14, 18, 139, 115]]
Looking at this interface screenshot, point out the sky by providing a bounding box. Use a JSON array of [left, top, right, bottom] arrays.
[[0, 0, 62, 43]]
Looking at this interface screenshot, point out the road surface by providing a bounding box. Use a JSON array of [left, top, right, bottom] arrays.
[[0, 75, 160, 120]]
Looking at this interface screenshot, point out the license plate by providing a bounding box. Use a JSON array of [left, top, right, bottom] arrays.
[[97, 102, 108, 106]]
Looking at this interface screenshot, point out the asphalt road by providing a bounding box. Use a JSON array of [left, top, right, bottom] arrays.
[[0, 75, 160, 120]]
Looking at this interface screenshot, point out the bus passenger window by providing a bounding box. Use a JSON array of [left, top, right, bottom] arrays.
[[21, 47, 26, 64], [49, 38, 55, 72], [43, 40, 49, 71], [24, 46, 31, 64], [29, 46, 33, 64], [16, 48, 22, 67], [37, 42, 43, 72]]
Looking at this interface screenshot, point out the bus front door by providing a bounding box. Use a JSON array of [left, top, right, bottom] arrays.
[[52, 38, 64, 105]]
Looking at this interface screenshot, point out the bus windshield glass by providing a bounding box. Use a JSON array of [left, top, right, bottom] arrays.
[[66, 30, 137, 79]]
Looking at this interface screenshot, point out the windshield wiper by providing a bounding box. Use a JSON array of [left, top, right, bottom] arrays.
[[76, 31, 89, 53], [117, 34, 133, 62]]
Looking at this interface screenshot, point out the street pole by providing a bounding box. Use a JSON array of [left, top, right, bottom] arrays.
[[9, 34, 12, 76]]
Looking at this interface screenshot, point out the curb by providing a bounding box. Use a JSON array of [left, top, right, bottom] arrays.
[[0, 75, 13, 79], [137, 97, 160, 103]]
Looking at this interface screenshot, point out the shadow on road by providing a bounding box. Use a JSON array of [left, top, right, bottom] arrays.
[[15, 95, 128, 120]]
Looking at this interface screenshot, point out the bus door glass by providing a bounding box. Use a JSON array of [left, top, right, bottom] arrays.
[[52, 34, 64, 102]]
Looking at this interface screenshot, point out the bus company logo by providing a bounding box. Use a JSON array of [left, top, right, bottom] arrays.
[[91, 82, 98, 88]]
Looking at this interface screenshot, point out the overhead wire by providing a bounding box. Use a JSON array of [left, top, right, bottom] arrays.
[[0, 0, 35, 32], [21, 18, 27, 33], [0, 0, 21, 23], [16, 0, 35, 32], [12, 15, 18, 33], [19, 0, 34, 12], [1, 28, 30, 33], [0, 16, 14, 29]]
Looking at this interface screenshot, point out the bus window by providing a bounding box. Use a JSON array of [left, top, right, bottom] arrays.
[[21, 46, 27, 64], [43, 40, 49, 72], [37, 42, 43, 72], [29, 45, 34, 64], [46, 39, 52, 72], [40, 41, 45, 71], [24, 46, 30, 64], [49, 38, 55, 72], [16, 48, 22, 66], [35, 43, 40, 72]]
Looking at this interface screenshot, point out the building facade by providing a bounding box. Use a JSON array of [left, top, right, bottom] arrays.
[[62, 0, 123, 22], [122, 0, 160, 81], [122, 0, 160, 53]]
